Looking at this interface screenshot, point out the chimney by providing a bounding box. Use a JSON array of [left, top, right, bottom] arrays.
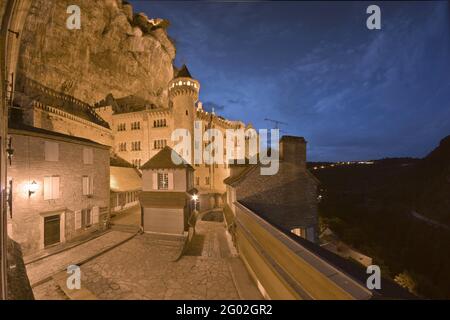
[[279, 136, 306, 166]]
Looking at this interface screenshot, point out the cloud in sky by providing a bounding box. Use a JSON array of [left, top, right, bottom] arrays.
[[131, 1, 450, 161]]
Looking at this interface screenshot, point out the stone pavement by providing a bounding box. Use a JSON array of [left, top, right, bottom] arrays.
[[111, 205, 141, 226], [32, 216, 263, 300], [27, 230, 136, 288]]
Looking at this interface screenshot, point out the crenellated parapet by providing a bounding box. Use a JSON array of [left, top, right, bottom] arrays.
[[168, 77, 200, 100]]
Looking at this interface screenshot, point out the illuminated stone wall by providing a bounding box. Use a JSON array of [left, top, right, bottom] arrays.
[[7, 129, 110, 255]]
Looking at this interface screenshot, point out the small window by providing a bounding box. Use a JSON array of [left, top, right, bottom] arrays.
[[83, 148, 93, 164], [44, 176, 60, 200], [82, 176, 94, 196], [158, 173, 169, 190], [196, 177, 200, 186], [186, 110, 188, 116], [45, 141, 59, 162], [205, 177, 210, 185]]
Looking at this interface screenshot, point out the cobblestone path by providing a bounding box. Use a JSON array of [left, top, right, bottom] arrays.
[[27, 230, 135, 287], [33, 218, 262, 300]]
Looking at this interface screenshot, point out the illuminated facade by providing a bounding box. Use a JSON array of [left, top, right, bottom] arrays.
[[7, 124, 110, 255], [95, 65, 256, 209]]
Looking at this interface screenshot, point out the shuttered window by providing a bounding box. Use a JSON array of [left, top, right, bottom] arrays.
[[157, 173, 168, 190], [82, 176, 94, 196], [83, 148, 94, 164], [75, 210, 82, 230], [81, 209, 91, 227], [45, 141, 59, 161], [44, 176, 60, 200]]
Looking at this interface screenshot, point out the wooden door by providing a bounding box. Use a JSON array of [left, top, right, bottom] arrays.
[[44, 215, 60, 247]]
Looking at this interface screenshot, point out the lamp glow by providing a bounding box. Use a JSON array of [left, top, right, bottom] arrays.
[[28, 180, 38, 197], [192, 194, 199, 201]]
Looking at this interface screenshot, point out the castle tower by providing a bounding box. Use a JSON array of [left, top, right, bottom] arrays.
[[168, 65, 200, 164]]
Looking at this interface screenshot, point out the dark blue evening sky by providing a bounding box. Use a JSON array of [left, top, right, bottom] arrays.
[[130, 1, 450, 161]]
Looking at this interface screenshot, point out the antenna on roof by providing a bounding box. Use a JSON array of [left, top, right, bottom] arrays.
[[264, 118, 288, 130]]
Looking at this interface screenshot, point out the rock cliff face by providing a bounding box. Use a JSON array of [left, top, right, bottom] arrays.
[[17, 0, 175, 106]]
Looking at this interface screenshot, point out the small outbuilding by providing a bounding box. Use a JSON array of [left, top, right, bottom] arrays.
[[139, 147, 197, 235]]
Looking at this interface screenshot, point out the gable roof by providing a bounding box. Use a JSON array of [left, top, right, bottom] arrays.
[[174, 64, 192, 79], [140, 146, 193, 170]]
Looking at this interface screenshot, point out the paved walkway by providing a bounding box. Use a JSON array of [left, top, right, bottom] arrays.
[[27, 230, 136, 287], [111, 205, 141, 226], [32, 214, 262, 300]]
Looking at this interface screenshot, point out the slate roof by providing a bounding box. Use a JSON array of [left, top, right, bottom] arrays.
[[140, 146, 194, 170], [223, 164, 258, 186], [110, 154, 135, 168], [139, 191, 187, 208], [174, 64, 192, 79]]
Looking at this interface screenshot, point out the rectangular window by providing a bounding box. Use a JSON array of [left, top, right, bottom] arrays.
[[196, 177, 200, 186], [157, 173, 169, 190], [81, 208, 92, 228], [82, 176, 94, 196], [83, 147, 93, 164], [44, 176, 60, 200], [205, 177, 210, 185], [45, 141, 59, 162]]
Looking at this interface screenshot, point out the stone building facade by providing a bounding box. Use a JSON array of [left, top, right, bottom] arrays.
[[13, 75, 113, 147], [225, 136, 319, 242], [7, 124, 110, 255], [95, 65, 256, 210]]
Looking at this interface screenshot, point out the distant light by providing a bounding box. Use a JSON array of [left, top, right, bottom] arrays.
[[192, 194, 199, 201]]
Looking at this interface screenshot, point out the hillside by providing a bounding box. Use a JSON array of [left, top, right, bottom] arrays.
[[310, 135, 450, 299], [411, 136, 450, 225]]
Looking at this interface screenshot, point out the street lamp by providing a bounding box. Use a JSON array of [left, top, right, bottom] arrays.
[[191, 194, 199, 211], [28, 180, 38, 197]]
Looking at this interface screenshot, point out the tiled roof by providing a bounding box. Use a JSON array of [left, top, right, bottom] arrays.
[[110, 166, 142, 192], [223, 164, 258, 186], [139, 191, 187, 208], [140, 146, 194, 170]]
